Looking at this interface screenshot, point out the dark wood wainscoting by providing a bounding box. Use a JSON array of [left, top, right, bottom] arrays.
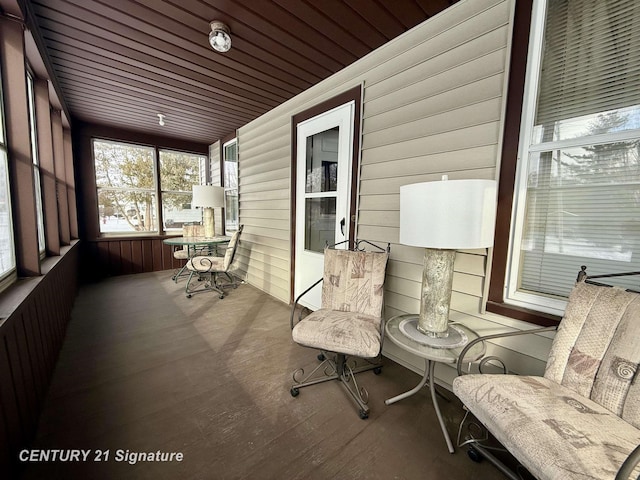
[[81, 237, 184, 280], [0, 242, 79, 477]]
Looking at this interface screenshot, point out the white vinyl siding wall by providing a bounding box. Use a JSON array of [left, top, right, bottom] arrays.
[[231, 0, 552, 386]]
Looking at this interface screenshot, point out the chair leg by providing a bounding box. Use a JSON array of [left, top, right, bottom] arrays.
[[172, 262, 189, 282], [184, 271, 225, 299], [336, 354, 370, 419], [457, 409, 521, 480], [290, 352, 375, 419]]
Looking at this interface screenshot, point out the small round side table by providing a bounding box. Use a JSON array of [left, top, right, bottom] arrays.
[[384, 314, 485, 453]]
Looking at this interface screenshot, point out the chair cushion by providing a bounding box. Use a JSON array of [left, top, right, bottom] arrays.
[[173, 249, 189, 260], [453, 374, 640, 480], [544, 282, 640, 426], [292, 309, 382, 358], [321, 248, 388, 318], [186, 255, 225, 272]]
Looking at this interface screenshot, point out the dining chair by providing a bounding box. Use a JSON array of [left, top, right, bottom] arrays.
[[289, 240, 390, 419], [184, 225, 243, 299]]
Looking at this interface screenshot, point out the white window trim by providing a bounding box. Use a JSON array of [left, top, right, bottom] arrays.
[[222, 137, 238, 231], [93, 139, 159, 236]]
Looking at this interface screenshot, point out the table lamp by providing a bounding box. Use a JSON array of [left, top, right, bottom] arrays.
[[192, 185, 224, 238], [399, 176, 496, 344]]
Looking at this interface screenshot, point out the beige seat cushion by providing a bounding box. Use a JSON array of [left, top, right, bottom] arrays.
[[292, 309, 382, 358], [187, 255, 225, 272], [173, 249, 189, 260], [453, 374, 640, 480]]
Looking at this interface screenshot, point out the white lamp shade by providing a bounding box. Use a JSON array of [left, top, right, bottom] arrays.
[[400, 179, 497, 249], [192, 185, 224, 208]]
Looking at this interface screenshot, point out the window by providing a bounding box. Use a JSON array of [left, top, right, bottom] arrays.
[[26, 72, 46, 255], [223, 139, 238, 232], [159, 149, 206, 231], [505, 0, 640, 316], [93, 139, 207, 235], [0, 59, 16, 283], [94, 140, 157, 234]]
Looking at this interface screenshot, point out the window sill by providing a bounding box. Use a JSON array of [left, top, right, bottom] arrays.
[[0, 240, 79, 324], [486, 301, 561, 327]]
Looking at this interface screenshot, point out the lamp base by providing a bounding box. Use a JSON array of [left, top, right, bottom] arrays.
[[417, 248, 456, 336], [203, 207, 215, 238], [399, 317, 467, 349]]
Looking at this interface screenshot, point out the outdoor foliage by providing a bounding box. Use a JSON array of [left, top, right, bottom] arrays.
[[94, 140, 205, 233]]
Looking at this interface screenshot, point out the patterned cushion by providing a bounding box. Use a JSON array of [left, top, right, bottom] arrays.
[[173, 249, 189, 260], [185, 228, 242, 274], [222, 229, 242, 269], [186, 255, 225, 272], [453, 374, 640, 480], [292, 309, 382, 358], [321, 248, 388, 318], [544, 282, 640, 427]]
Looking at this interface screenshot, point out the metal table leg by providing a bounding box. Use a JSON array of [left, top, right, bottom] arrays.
[[427, 359, 454, 453], [385, 365, 429, 405], [384, 358, 454, 454]]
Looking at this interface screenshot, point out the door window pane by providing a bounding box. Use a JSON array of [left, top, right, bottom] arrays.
[[305, 128, 338, 193], [305, 197, 336, 253]]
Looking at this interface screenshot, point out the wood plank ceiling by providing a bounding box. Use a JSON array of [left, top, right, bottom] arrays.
[[26, 0, 459, 145]]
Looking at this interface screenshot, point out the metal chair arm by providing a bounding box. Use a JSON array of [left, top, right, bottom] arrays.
[[616, 444, 640, 480], [289, 277, 323, 330], [456, 325, 558, 376]]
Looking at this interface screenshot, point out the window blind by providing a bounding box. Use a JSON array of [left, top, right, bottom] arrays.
[[517, 0, 640, 299], [535, 0, 640, 131]]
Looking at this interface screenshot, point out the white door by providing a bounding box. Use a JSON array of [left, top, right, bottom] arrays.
[[294, 102, 355, 310]]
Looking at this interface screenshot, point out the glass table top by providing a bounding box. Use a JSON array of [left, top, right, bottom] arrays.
[[385, 314, 485, 364]]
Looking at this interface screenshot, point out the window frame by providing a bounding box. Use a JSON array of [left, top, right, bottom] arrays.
[[158, 148, 207, 232], [92, 138, 208, 237], [0, 54, 16, 290], [489, 0, 640, 324], [487, 0, 561, 326], [222, 138, 238, 233], [93, 138, 159, 236], [26, 69, 46, 257]]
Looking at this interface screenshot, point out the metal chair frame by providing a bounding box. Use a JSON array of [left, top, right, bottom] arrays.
[[289, 239, 390, 419], [185, 225, 243, 299], [454, 267, 640, 480]]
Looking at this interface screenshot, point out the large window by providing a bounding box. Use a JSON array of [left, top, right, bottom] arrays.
[[223, 139, 238, 232], [93, 139, 206, 234], [0, 59, 15, 282], [159, 149, 206, 231], [505, 0, 640, 315], [26, 71, 46, 255], [94, 140, 157, 234]]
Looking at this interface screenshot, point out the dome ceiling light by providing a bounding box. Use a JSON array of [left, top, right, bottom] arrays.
[[209, 21, 231, 53]]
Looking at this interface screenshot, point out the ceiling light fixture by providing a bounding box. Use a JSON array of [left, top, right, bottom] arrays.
[[209, 21, 231, 53], [157, 113, 165, 126]]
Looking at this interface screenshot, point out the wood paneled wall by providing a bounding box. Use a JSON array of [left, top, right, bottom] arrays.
[[0, 243, 79, 476], [81, 237, 185, 280]]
